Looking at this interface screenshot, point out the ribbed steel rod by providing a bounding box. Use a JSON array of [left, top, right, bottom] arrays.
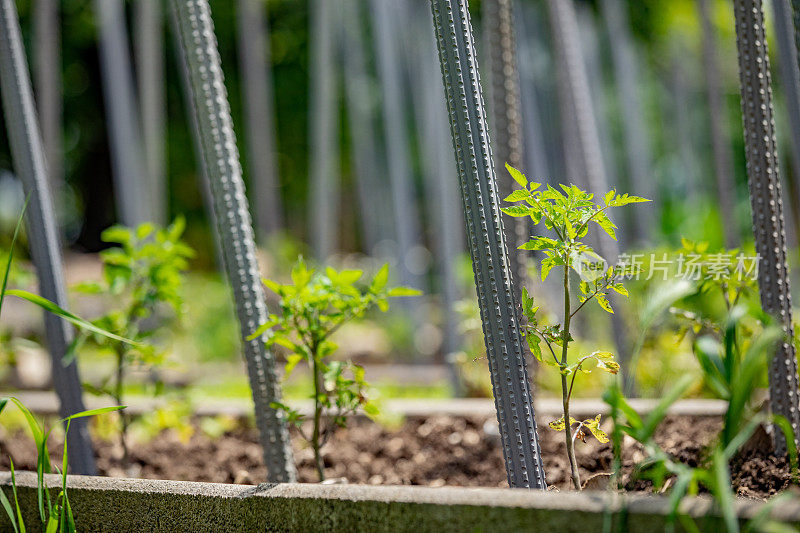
[[339, 0, 389, 255], [514, 0, 551, 185], [94, 0, 151, 226], [772, 0, 800, 250], [237, 0, 283, 238], [135, 0, 167, 226], [33, 0, 62, 195], [546, 0, 633, 394], [0, 0, 95, 474], [308, 0, 339, 260], [170, 0, 295, 481], [483, 0, 528, 301], [698, 0, 738, 248], [735, 0, 800, 453], [599, 0, 655, 244], [371, 0, 425, 294], [407, 0, 464, 394], [429, 0, 546, 489]]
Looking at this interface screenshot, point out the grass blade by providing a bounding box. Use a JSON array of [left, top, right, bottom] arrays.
[[10, 460, 24, 533], [4, 289, 139, 345], [0, 476, 19, 533], [0, 195, 29, 318], [640, 375, 694, 442], [60, 405, 126, 423]]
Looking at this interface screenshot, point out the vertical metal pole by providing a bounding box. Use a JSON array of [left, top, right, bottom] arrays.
[[338, 0, 388, 255], [670, 50, 700, 199], [698, 0, 739, 248], [514, 0, 551, 185], [0, 0, 96, 475], [429, 0, 546, 488], [599, 0, 656, 244], [170, 0, 296, 481], [94, 0, 152, 226], [483, 0, 528, 301], [735, 0, 800, 453], [237, 0, 283, 238], [33, 0, 62, 194], [308, 0, 339, 260], [547, 0, 633, 394], [135, 0, 167, 225], [370, 0, 425, 294], [771, 0, 800, 249], [407, 0, 464, 393]]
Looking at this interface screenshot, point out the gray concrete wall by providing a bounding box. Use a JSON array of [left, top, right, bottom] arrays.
[[1, 473, 798, 532]]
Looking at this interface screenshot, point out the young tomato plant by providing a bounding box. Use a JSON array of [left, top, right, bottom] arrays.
[[73, 219, 193, 466], [250, 259, 420, 481], [501, 164, 648, 490]]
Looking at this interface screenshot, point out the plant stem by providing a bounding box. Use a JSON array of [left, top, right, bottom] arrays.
[[114, 345, 129, 467], [311, 347, 325, 481], [561, 265, 581, 490]]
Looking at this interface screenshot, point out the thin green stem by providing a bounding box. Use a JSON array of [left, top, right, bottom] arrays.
[[310, 340, 325, 481], [561, 264, 581, 490]]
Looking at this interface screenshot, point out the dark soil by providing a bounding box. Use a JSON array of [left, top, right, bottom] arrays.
[[0, 414, 793, 499]]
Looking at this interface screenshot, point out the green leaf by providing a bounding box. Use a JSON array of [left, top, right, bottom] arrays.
[[594, 211, 617, 240], [519, 236, 559, 251], [639, 375, 694, 442], [284, 354, 304, 376], [371, 264, 389, 292], [4, 289, 140, 346], [59, 405, 125, 424], [100, 226, 132, 245], [386, 287, 422, 297], [503, 189, 529, 202], [597, 359, 620, 374], [291, 258, 313, 288], [246, 317, 278, 341], [506, 163, 527, 187], [0, 476, 18, 533], [609, 193, 650, 206], [595, 294, 614, 314], [0, 195, 28, 318], [501, 205, 531, 217]]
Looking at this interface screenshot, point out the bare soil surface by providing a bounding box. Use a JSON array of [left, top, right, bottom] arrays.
[[0, 414, 793, 499]]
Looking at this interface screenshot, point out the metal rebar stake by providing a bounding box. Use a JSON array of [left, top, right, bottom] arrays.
[[483, 0, 527, 297], [735, 0, 800, 453], [308, 0, 339, 261], [429, 0, 546, 489], [135, 0, 167, 226], [0, 0, 95, 474], [698, 0, 739, 248], [94, 0, 152, 226], [170, 0, 296, 482], [33, 0, 62, 194], [237, 0, 283, 238]]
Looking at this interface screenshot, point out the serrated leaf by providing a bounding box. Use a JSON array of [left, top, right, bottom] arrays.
[[597, 359, 620, 374], [387, 287, 422, 297], [583, 415, 609, 443], [371, 264, 390, 291], [548, 416, 578, 431], [503, 189, 529, 202], [596, 293, 613, 314], [501, 205, 532, 217], [506, 163, 527, 187]]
